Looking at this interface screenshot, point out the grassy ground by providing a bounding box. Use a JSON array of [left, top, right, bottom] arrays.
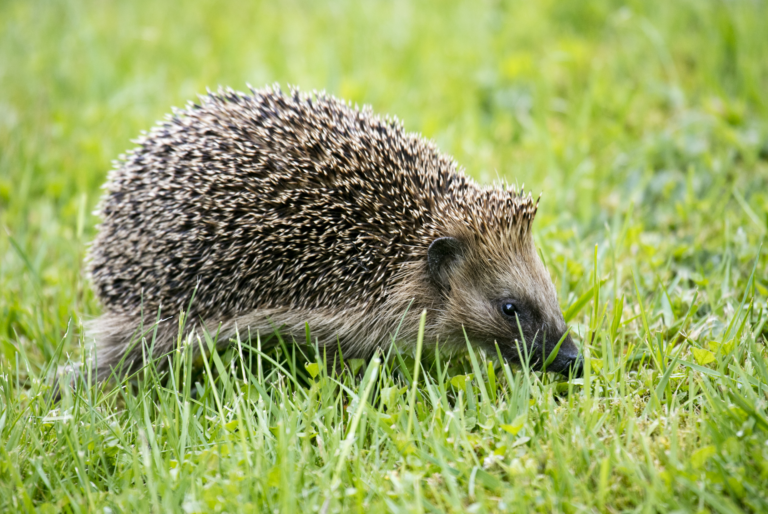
[[2, 0, 768, 512]]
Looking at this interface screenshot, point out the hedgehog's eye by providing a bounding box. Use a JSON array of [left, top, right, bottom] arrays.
[[500, 300, 518, 318]]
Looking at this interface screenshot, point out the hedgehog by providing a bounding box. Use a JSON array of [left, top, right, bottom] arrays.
[[85, 85, 583, 382]]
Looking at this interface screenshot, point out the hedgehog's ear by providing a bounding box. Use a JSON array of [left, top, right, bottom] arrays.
[[428, 237, 464, 290]]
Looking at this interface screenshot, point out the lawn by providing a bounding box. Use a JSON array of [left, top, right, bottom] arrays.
[[2, 0, 768, 512]]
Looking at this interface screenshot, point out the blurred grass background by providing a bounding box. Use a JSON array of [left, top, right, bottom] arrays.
[[2, 0, 768, 512]]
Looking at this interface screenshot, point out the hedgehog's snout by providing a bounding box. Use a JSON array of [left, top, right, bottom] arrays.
[[542, 332, 583, 378], [547, 349, 584, 378]]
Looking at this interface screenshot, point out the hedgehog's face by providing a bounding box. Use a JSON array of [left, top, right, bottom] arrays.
[[427, 235, 582, 377]]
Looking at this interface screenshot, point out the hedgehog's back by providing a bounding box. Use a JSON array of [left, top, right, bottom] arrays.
[[89, 86, 464, 323]]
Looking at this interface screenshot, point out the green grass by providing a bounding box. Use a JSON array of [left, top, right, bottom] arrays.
[[2, 0, 768, 511]]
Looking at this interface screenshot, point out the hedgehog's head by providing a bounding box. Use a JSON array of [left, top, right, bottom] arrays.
[[427, 190, 582, 377]]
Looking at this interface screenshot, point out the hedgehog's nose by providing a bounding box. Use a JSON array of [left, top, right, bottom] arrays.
[[547, 338, 583, 378], [549, 349, 583, 378], [566, 355, 584, 378]]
